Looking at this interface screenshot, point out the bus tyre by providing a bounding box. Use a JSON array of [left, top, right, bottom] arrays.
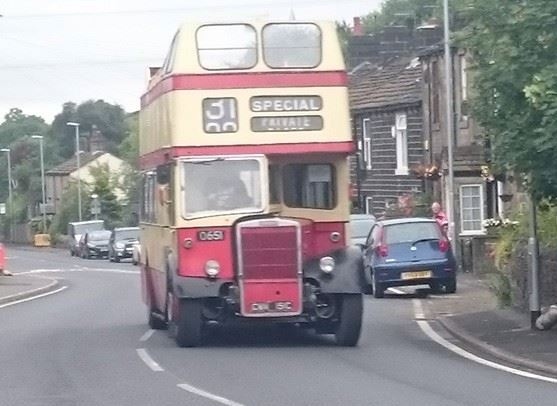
[[174, 298, 203, 348], [334, 294, 363, 347]]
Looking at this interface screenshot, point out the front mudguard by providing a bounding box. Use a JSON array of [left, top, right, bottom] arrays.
[[304, 247, 366, 294]]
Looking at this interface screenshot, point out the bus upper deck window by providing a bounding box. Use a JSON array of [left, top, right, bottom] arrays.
[[262, 23, 321, 69], [196, 24, 257, 70]]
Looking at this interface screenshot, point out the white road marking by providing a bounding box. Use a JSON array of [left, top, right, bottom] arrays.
[[139, 329, 155, 342], [177, 383, 245, 406], [0, 285, 68, 309], [388, 287, 406, 295], [413, 299, 557, 384], [136, 348, 164, 372], [413, 298, 426, 319]]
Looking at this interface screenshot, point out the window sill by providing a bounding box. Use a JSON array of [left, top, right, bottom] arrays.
[[459, 231, 486, 237], [394, 168, 409, 176]]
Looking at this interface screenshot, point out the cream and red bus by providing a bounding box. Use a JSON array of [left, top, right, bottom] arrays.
[[139, 20, 364, 347]]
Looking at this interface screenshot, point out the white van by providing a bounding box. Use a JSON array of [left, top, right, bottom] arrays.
[[68, 220, 105, 256]]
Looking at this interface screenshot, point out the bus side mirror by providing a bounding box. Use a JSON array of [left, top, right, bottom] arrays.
[[156, 165, 170, 184]]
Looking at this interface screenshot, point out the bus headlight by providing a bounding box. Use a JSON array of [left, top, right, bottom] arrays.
[[205, 260, 220, 278], [319, 256, 335, 274]]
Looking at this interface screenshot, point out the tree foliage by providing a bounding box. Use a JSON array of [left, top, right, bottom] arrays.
[[50, 100, 127, 159], [89, 163, 124, 229], [460, 0, 557, 199]]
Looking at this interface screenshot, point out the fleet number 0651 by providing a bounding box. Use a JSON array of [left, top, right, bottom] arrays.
[[197, 230, 225, 241]]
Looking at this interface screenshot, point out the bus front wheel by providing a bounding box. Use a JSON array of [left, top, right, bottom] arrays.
[[173, 298, 203, 348], [334, 294, 363, 347]]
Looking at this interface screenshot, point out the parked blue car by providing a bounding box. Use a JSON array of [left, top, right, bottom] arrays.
[[363, 218, 457, 298]]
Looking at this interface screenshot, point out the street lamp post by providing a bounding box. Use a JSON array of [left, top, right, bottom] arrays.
[[443, 0, 456, 245], [66, 122, 82, 221], [0, 148, 12, 241], [31, 135, 47, 233]]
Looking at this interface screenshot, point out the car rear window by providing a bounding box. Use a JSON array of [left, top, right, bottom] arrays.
[[384, 222, 440, 244], [350, 220, 375, 238]]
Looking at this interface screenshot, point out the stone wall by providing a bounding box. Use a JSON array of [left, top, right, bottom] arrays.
[[510, 245, 557, 310]]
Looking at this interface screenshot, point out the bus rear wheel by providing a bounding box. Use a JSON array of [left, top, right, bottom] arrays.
[[334, 294, 363, 347], [172, 298, 203, 348]]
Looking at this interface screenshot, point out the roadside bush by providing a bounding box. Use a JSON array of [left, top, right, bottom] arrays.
[[490, 201, 557, 309]]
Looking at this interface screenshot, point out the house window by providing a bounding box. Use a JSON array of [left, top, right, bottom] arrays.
[[431, 60, 440, 124], [460, 184, 484, 234], [365, 196, 373, 215], [362, 118, 372, 170], [394, 112, 408, 175]]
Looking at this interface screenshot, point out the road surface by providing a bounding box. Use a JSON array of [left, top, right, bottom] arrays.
[[1, 246, 556, 406]]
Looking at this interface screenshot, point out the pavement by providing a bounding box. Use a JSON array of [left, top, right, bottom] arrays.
[[423, 272, 557, 377], [0, 274, 59, 306]]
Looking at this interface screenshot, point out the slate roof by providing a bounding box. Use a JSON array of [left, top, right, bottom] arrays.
[[46, 151, 106, 175], [349, 57, 423, 111]]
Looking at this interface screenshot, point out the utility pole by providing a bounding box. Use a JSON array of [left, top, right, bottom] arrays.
[[443, 0, 456, 244], [67, 122, 82, 221], [528, 191, 541, 329], [31, 135, 47, 233], [1, 148, 12, 241]]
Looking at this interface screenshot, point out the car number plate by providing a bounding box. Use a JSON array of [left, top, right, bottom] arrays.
[[401, 271, 432, 280], [250, 301, 293, 313]]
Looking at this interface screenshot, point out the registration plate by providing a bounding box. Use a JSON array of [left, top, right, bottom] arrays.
[[250, 301, 293, 313], [401, 271, 432, 280]]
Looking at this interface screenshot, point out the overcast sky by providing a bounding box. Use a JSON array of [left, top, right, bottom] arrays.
[[0, 0, 381, 123]]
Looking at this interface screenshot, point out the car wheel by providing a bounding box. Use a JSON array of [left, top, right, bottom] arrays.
[[172, 298, 203, 348], [108, 252, 114, 262], [445, 278, 457, 294], [334, 294, 363, 347], [113, 255, 120, 263], [430, 281, 443, 294], [372, 273, 384, 298]]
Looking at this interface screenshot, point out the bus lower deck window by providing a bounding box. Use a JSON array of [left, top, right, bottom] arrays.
[[283, 164, 335, 209]]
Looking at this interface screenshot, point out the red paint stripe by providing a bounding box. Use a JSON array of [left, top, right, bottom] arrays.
[[139, 142, 354, 168], [140, 71, 348, 107]]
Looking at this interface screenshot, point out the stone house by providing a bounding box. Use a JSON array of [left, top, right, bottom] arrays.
[[349, 57, 427, 217]]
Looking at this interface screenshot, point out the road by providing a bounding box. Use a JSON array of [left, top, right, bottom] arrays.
[[1, 246, 557, 406]]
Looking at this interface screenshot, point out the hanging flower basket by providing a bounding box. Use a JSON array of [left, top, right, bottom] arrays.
[[410, 164, 441, 180]]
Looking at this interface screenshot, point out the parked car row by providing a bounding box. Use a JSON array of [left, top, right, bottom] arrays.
[[69, 222, 141, 265], [349, 214, 457, 298]]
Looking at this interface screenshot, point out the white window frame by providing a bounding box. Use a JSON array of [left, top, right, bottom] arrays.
[[362, 118, 372, 170], [365, 196, 373, 215], [394, 112, 408, 175], [459, 184, 485, 235]]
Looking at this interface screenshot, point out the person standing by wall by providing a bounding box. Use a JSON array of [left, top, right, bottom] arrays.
[[431, 202, 449, 234]]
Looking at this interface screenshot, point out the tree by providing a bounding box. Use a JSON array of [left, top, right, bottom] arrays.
[[119, 112, 139, 167], [460, 0, 557, 199], [0, 108, 49, 147], [88, 163, 124, 228], [50, 100, 127, 159], [50, 182, 92, 235]]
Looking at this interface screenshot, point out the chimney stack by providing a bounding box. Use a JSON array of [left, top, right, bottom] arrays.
[[353, 17, 364, 36]]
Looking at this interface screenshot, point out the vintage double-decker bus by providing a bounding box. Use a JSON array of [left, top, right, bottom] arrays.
[[139, 20, 364, 347]]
